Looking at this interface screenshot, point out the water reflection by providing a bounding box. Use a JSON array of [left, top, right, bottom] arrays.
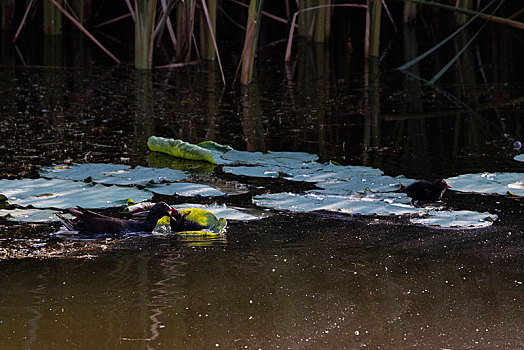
[[1, 215, 522, 348]]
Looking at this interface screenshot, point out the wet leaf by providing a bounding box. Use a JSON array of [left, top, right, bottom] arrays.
[[0, 178, 153, 209], [0, 208, 72, 223], [514, 154, 524, 162], [147, 136, 216, 164], [168, 208, 227, 235], [40, 163, 189, 185], [146, 182, 225, 197], [253, 192, 496, 228], [172, 203, 260, 221], [447, 172, 524, 197], [410, 210, 498, 228], [0, 194, 7, 209]]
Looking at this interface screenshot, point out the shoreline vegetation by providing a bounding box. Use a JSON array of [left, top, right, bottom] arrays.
[[2, 1, 523, 85]]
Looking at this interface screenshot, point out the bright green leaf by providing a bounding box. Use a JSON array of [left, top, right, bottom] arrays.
[[147, 136, 217, 164]]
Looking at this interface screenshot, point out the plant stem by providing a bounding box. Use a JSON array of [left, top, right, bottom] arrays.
[[369, 0, 382, 57], [44, 0, 62, 35], [135, 0, 157, 69]]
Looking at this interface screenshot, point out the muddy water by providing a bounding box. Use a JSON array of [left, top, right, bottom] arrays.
[[1, 28, 524, 348]]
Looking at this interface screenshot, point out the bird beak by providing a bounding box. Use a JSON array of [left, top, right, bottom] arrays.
[[169, 207, 178, 218], [446, 184, 451, 188]]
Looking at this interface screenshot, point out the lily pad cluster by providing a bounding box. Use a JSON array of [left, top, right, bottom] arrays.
[[0, 162, 226, 222], [39, 163, 189, 185], [147, 137, 502, 229]]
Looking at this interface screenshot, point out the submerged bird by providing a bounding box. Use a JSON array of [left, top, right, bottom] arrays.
[[170, 210, 206, 232], [56, 201, 175, 234], [405, 179, 451, 207]]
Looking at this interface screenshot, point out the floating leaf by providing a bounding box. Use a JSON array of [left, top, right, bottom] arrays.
[[40, 163, 126, 181], [172, 203, 260, 221], [222, 150, 318, 166], [0, 194, 7, 209], [40, 163, 189, 185], [253, 192, 495, 228], [514, 154, 524, 162], [198, 140, 234, 153], [0, 208, 73, 223], [447, 172, 524, 197], [169, 208, 227, 235], [253, 192, 419, 216], [147, 136, 216, 164], [146, 183, 225, 197], [410, 210, 497, 228], [0, 178, 152, 209]]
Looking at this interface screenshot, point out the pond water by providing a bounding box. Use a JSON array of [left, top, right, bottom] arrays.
[[1, 24, 524, 348]]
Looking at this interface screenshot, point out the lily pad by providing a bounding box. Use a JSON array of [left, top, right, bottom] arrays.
[[446, 172, 524, 197], [253, 192, 419, 216], [221, 149, 318, 166], [410, 210, 497, 228], [146, 183, 225, 197], [172, 203, 260, 221], [0, 208, 73, 223], [148, 136, 217, 164], [197, 141, 236, 165], [0, 178, 152, 209], [253, 192, 496, 228], [40, 163, 189, 185], [170, 208, 227, 235], [515, 154, 524, 162]]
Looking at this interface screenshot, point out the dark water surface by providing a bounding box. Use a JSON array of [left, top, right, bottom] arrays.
[[1, 25, 524, 348]]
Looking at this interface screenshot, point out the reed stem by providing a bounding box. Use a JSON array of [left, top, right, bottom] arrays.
[[135, 0, 157, 69], [369, 0, 382, 57], [44, 0, 62, 35]]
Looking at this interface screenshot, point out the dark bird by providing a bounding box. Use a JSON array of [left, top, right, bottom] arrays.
[[405, 179, 451, 207], [56, 201, 175, 234], [170, 210, 207, 232]]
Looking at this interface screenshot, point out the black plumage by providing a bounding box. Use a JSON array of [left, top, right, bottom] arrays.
[[56, 202, 174, 234], [405, 179, 451, 207], [170, 210, 207, 232]]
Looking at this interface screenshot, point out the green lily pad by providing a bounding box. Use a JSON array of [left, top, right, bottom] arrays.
[[40, 163, 189, 185], [446, 172, 524, 197], [0, 208, 72, 223], [197, 141, 236, 165], [170, 208, 227, 235], [410, 210, 497, 228], [515, 154, 524, 162], [0, 194, 7, 209], [0, 178, 152, 209], [148, 136, 217, 164], [172, 203, 260, 221], [146, 183, 225, 197]]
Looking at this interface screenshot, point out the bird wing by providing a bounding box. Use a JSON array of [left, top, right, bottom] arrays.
[[55, 212, 76, 231], [76, 206, 111, 218]]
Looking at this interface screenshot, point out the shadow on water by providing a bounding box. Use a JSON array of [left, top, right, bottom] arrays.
[[0, 21, 523, 348]]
